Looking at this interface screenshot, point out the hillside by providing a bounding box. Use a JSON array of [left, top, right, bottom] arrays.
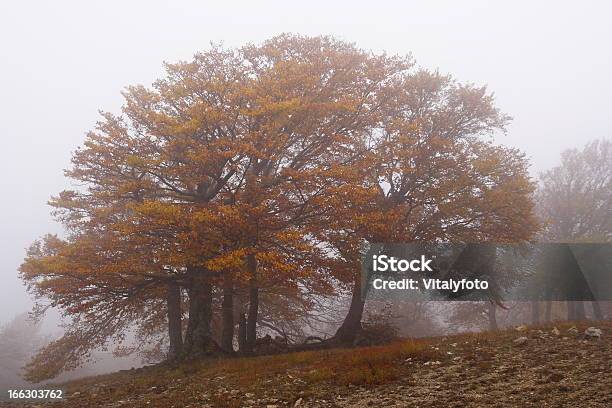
[[6, 322, 611, 407]]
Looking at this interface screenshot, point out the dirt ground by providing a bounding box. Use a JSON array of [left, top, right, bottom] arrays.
[[3, 321, 610, 408], [335, 324, 611, 407]]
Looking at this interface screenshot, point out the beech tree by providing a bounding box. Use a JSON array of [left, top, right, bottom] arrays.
[[21, 35, 409, 372], [20, 35, 540, 379], [537, 139, 611, 320], [318, 69, 539, 343], [538, 139, 611, 242]]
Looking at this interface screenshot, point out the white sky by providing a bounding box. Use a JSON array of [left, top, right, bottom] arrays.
[[1, 0, 610, 324]]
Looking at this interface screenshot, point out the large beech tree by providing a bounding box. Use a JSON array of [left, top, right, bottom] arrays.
[[21, 35, 538, 380], [319, 70, 538, 343]]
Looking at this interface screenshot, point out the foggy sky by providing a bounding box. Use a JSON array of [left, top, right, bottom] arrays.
[[1, 0, 610, 325]]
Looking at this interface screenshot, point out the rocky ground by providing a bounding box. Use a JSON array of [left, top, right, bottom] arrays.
[[336, 324, 610, 407], [3, 322, 610, 407]]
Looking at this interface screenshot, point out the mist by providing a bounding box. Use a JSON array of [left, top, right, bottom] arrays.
[[0, 0, 610, 371]]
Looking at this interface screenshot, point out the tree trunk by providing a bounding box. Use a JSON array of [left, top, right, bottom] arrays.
[[531, 301, 540, 325], [544, 300, 552, 322], [184, 267, 215, 357], [488, 302, 498, 331], [592, 300, 603, 320], [221, 271, 234, 352], [238, 313, 247, 353], [245, 253, 258, 352], [334, 272, 366, 343], [166, 281, 183, 360]]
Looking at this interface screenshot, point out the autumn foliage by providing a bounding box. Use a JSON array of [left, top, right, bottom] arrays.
[[19, 34, 538, 381]]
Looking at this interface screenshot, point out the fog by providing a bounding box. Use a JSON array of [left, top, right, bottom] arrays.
[[0, 0, 610, 328]]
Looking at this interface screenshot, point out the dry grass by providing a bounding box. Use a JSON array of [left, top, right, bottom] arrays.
[[49, 338, 434, 407], [301, 340, 430, 386], [181, 338, 430, 387], [45, 322, 611, 408]]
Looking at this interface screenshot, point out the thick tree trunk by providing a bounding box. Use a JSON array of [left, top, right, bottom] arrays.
[[184, 267, 215, 357], [488, 302, 498, 331], [166, 281, 183, 360], [531, 301, 540, 325], [544, 300, 552, 322], [221, 271, 234, 352], [334, 272, 366, 343], [592, 300, 603, 320], [245, 253, 258, 352], [238, 313, 247, 353]]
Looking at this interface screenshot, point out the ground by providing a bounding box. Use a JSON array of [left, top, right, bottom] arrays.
[[4, 322, 611, 407]]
